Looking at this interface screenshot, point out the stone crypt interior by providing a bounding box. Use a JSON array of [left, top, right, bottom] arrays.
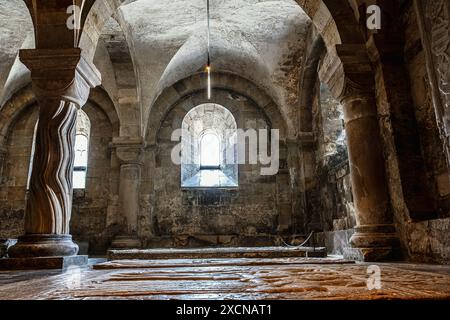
[[0, 0, 449, 300]]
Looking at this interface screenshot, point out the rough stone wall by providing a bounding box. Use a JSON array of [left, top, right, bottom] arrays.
[[0, 104, 37, 239], [387, 3, 450, 263], [308, 4, 450, 263], [307, 83, 355, 255], [404, 4, 450, 215], [140, 89, 294, 247], [70, 102, 115, 254]]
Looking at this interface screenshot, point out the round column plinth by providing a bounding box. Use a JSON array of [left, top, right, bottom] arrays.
[[7, 234, 79, 258], [350, 224, 399, 248]]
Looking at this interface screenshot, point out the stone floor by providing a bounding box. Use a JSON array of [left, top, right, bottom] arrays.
[[0, 257, 449, 300]]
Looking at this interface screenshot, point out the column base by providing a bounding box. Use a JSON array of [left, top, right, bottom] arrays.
[[0, 255, 87, 270], [0, 239, 17, 258], [343, 247, 396, 262], [110, 236, 141, 249], [7, 234, 79, 258], [346, 224, 400, 262]]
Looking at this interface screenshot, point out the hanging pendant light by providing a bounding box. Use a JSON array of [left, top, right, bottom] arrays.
[[206, 0, 212, 100]]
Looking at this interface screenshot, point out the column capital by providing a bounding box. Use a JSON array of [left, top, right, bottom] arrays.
[[112, 137, 145, 165], [319, 44, 375, 103], [19, 48, 101, 107], [294, 132, 315, 151]]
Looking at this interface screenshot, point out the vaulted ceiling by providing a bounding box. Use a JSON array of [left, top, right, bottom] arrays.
[[0, 0, 314, 137]]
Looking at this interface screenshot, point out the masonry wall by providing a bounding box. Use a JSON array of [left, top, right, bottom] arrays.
[[305, 82, 355, 255], [311, 4, 450, 263], [392, 4, 450, 263], [307, 5, 450, 263], [0, 101, 116, 255], [70, 102, 115, 254], [139, 89, 296, 248], [0, 104, 37, 239]]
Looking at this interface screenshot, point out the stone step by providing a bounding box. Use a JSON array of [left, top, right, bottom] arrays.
[[107, 246, 327, 261], [94, 257, 353, 270]]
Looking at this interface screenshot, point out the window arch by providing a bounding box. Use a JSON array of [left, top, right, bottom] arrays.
[[181, 104, 238, 188], [27, 109, 91, 190]]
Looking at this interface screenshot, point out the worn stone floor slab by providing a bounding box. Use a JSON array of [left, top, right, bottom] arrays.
[[0, 255, 88, 270], [94, 257, 354, 270], [108, 246, 327, 260], [0, 258, 449, 300]]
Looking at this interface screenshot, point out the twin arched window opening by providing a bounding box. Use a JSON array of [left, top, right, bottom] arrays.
[[181, 104, 238, 188]]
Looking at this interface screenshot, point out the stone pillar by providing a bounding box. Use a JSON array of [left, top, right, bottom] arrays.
[[7, 48, 100, 258], [320, 45, 400, 261], [341, 87, 399, 261], [110, 138, 144, 248]]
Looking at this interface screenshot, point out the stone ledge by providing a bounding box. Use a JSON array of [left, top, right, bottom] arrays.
[[0, 255, 88, 270]]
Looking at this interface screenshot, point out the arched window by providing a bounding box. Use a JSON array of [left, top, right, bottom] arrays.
[[27, 109, 91, 190], [181, 104, 238, 188], [73, 134, 89, 189], [200, 133, 220, 168]]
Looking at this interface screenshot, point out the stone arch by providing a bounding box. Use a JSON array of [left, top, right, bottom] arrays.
[[82, 0, 364, 60], [0, 85, 36, 147], [0, 84, 120, 145], [80, 0, 368, 134], [5, 1, 368, 133], [147, 72, 288, 145], [98, 16, 141, 137], [88, 86, 121, 138], [299, 35, 327, 133]]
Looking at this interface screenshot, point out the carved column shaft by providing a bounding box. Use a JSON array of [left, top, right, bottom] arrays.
[[25, 99, 77, 235], [111, 138, 144, 248], [8, 48, 100, 258], [320, 45, 399, 261], [119, 164, 141, 235], [342, 91, 399, 260], [342, 93, 391, 226]]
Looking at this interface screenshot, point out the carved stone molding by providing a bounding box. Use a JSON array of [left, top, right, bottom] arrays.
[[112, 137, 145, 165], [295, 132, 315, 150], [415, 0, 450, 163], [319, 45, 375, 103], [19, 48, 101, 106], [110, 137, 144, 249], [23, 0, 96, 49]]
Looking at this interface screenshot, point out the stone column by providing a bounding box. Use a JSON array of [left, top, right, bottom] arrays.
[[320, 45, 400, 261], [110, 138, 144, 248], [7, 48, 100, 258], [340, 85, 399, 261]]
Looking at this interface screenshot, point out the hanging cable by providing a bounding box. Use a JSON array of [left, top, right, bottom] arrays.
[[206, 0, 212, 99], [280, 231, 315, 248]]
